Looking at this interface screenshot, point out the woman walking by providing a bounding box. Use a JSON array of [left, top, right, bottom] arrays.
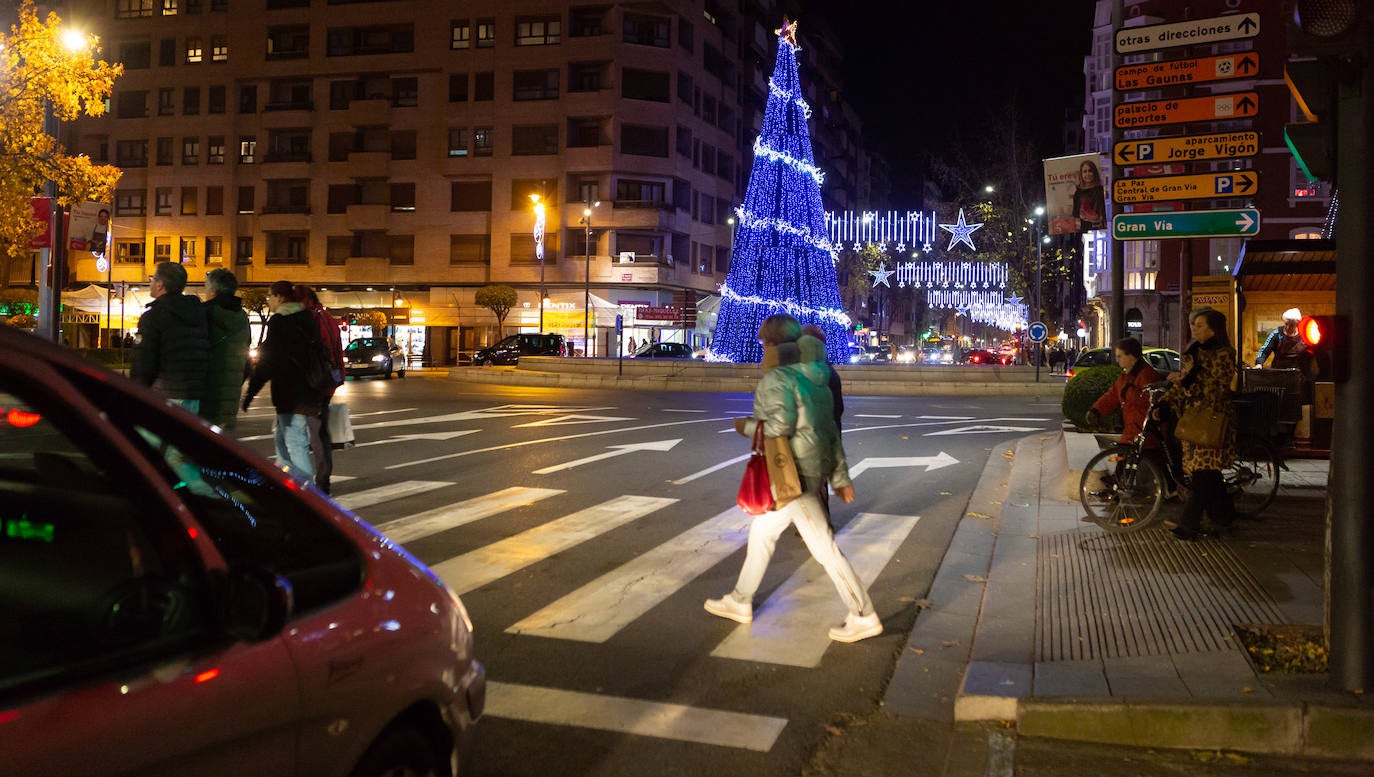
[[1160, 308, 1237, 540], [704, 314, 882, 643]]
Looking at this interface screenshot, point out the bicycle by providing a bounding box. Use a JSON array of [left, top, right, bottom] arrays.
[[1079, 383, 1283, 533]]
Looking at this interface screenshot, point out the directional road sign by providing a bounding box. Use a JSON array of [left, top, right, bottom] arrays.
[[1113, 171, 1258, 204], [1028, 321, 1048, 343], [1112, 209, 1261, 240], [1115, 12, 1260, 54], [1115, 52, 1260, 91], [1114, 131, 1260, 166], [1115, 92, 1259, 129]]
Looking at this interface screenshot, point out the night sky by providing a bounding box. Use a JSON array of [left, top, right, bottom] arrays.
[[817, 0, 1101, 203]]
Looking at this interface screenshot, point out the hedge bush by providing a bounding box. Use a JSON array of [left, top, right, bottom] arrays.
[[1061, 364, 1125, 432]]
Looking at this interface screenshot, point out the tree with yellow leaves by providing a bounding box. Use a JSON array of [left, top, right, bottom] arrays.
[[0, 0, 122, 287]]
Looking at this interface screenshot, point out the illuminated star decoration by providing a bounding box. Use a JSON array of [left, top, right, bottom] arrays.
[[869, 262, 895, 288], [1007, 294, 1024, 307], [939, 208, 985, 252], [774, 15, 798, 46]]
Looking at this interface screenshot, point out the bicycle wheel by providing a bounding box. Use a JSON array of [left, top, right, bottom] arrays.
[[1080, 446, 1165, 532], [1224, 436, 1281, 517]]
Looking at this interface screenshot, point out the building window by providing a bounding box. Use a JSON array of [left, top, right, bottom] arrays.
[[326, 236, 350, 265], [390, 183, 415, 212], [211, 35, 227, 61], [239, 85, 257, 113], [449, 73, 468, 102], [390, 130, 416, 160], [237, 185, 254, 214], [570, 66, 607, 97], [182, 137, 200, 165], [116, 140, 148, 168], [239, 136, 256, 164], [388, 234, 414, 265], [676, 125, 691, 158], [266, 78, 312, 110], [677, 71, 693, 103], [391, 77, 418, 107], [185, 37, 203, 63], [206, 186, 223, 215], [512, 125, 558, 156], [266, 129, 311, 162], [117, 0, 155, 20], [620, 124, 669, 158], [156, 137, 173, 166], [208, 85, 225, 113], [476, 18, 495, 48], [154, 236, 172, 259], [447, 127, 469, 157], [473, 127, 492, 156], [621, 68, 669, 102], [509, 233, 557, 264], [267, 25, 309, 59], [266, 233, 308, 264], [567, 118, 602, 148], [515, 16, 560, 46], [205, 236, 224, 264], [181, 187, 198, 215], [115, 189, 147, 216], [155, 188, 173, 216], [450, 180, 492, 212], [120, 41, 152, 69], [449, 234, 491, 265], [325, 24, 415, 56], [623, 13, 669, 47], [678, 18, 693, 51], [450, 20, 471, 49], [116, 240, 146, 263], [157, 88, 174, 116], [207, 136, 225, 164], [180, 236, 198, 262], [577, 178, 599, 204], [235, 236, 252, 263], [265, 180, 311, 213], [182, 86, 200, 115], [117, 90, 149, 119], [615, 179, 665, 205], [159, 37, 176, 66], [513, 69, 559, 101], [474, 72, 494, 101], [569, 7, 604, 37], [162, 0, 179, 15]]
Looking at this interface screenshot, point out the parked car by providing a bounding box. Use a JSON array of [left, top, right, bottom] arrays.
[[848, 345, 885, 364], [963, 348, 1010, 365], [471, 333, 567, 366], [342, 337, 406, 379], [0, 326, 484, 777], [1064, 346, 1181, 379], [632, 342, 695, 359]]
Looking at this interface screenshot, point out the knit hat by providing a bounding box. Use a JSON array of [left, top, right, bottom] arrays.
[[153, 261, 188, 293], [797, 335, 826, 364]]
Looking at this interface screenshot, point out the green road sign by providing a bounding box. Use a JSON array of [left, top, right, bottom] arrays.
[[1112, 209, 1261, 240]]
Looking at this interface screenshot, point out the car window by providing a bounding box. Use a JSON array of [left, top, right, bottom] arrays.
[[0, 383, 214, 699], [497, 336, 517, 348], [61, 372, 366, 618]]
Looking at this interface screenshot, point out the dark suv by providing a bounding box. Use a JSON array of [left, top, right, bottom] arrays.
[[472, 333, 566, 365]]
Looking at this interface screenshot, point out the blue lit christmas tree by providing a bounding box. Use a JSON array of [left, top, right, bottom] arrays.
[[706, 18, 850, 364]]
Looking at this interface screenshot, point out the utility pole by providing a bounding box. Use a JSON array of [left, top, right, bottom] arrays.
[[1110, 0, 1125, 343], [582, 200, 599, 356]]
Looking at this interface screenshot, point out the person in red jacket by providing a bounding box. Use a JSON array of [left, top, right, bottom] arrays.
[[1087, 337, 1162, 449], [298, 285, 345, 493]]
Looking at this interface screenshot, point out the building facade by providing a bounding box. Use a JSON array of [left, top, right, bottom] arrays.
[[61, 0, 866, 362]]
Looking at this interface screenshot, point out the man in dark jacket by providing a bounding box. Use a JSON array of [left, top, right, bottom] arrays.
[[242, 280, 326, 483], [131, 261, 210, 412], [200, 268, 251, 430]]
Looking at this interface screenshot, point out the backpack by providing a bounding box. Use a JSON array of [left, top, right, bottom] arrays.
[[294, 319, 338, 396]]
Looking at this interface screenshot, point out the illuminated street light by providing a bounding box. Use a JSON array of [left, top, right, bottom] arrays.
[[581, 200, 600, 356], [531, 194, 546, 332]]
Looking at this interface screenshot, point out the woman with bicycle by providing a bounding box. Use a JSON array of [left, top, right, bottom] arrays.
[[1159, 308, 1237, 541], [1087, 338, 1162, 450]]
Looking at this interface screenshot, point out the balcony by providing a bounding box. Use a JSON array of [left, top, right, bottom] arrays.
[[261, 102, 313, 126], [345, 203, 389, 231], [346, 97, 390, 127], [259, 206, 311, 230], [261, 151, 312, 178], [346, 150, 390, 178]]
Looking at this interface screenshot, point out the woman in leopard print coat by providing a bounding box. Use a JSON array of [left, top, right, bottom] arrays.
[[1160, 308, 1237, 540]]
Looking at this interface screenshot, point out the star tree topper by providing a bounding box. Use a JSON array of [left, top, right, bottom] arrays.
[[939, 208, 985, 252], [775, 16, 798, 46]]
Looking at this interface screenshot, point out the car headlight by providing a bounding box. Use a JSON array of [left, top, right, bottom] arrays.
[[849, 355, 860, 364], [372, 355, 386, 362]]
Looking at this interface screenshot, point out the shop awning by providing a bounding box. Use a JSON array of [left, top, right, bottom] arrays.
[[1232, 239, 1336, 293]]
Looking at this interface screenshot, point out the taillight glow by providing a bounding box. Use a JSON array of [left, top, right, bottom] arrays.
[[5, 408, 41, 428], [194, 668, 221, 684], [0, 709, 18, 725], [187, 527, 199, 540]]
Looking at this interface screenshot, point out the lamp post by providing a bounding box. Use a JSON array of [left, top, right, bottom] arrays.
[[1028, 206, 1046, 381], [581, 200, 600, 356], [531, 194, 546, 332]]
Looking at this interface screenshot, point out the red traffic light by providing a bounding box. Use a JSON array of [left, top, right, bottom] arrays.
[[1299, 315, 1324, 347]]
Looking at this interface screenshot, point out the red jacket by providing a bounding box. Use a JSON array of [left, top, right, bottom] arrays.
[[1093, 360, 1161, 446], [308, 305, 344, 398]]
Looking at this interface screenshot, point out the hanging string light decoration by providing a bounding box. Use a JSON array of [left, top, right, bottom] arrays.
[[706, 17, 851, 364]]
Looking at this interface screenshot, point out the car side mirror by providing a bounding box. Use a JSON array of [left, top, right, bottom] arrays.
[[224, 565, 294, 642]]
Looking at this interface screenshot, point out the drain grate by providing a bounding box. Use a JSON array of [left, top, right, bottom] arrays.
[[1037, 527, 1288, 662]]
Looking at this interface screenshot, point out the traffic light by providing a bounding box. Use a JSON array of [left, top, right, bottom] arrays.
[[1299, 314, 1349, 382], [1284, 1, 1371, 183], [1283, 61, 1336, 181]]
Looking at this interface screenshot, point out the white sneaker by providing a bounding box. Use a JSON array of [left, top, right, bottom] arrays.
[[828, 612, 883, 643], [704, 596, 752, 624]]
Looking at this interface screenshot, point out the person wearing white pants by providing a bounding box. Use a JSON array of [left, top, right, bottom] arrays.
[[705, 317, 882, 643]]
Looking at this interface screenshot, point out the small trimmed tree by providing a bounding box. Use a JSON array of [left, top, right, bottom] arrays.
[[241, 288, 270, 340], [475, 285, 518, 330], [355, 309, 387, 335]]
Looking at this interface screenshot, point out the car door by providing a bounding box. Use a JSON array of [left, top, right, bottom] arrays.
[[0, 358, 302, 777]]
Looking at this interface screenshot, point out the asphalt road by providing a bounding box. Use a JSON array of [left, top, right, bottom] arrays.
[[235, 373, 1064, 776]]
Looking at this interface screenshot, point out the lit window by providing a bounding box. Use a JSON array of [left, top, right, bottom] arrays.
[[185, 37, 203, 63]]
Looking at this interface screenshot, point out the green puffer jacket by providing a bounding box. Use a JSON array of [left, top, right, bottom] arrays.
[[743, 361, 852, 490], [201, 294, 251, 429]]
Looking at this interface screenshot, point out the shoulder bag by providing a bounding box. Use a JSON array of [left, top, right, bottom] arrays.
[[1174, 403, 1229, 448], [737, 423, 774, 515]]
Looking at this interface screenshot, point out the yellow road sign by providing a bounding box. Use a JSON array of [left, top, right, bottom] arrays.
[[1113, 131, 1260, 166], [1115, 53, 1260, 91], [1115, 92, 1259, 129], [1113, 171, 1258, 204]]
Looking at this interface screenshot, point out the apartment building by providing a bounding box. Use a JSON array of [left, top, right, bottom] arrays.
[[63, 0, 867, 362]]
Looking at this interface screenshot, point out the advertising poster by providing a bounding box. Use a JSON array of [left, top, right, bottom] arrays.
[[68, 200, 112, 256], [1044, 153, 1108, 235]]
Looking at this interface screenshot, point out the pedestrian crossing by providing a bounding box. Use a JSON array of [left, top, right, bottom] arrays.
[[327, 476, 922, 753]]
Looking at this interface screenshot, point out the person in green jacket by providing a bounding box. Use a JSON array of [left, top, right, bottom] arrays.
[[200, 268, 251, 430]]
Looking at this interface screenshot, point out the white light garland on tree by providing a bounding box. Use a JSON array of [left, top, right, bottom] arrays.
[[735, 206, 838, 258], [752, 137, 825, 186], [717, 284, 850, 327], [768, 76, 812, 119]]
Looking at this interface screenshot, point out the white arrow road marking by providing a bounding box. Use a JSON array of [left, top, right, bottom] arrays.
[[512, 414, 634, 428], [352, 404, 617, 430], [532, 439, 682, 475], [431, 495, 677, 594], [484, 682, 788, 752], [924, 425, 1044, 437], [711, 513, 920, 667], [848, 452, 960, 478], [854, 414, 902, 418], [672, 453, 751, 485], [373, 486, 564, 544], [915, 415, 974, 420], [332, 480, 450, 511], [352, 430, 479, 448]]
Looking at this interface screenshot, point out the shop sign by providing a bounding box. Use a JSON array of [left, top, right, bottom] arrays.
[[635, 306, 681, 322]]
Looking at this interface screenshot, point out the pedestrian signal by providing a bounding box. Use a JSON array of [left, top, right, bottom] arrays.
[[1299, 315, 1347, 382]]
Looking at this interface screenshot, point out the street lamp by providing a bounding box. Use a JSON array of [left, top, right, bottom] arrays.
[[1028, 206, 1047, 381], [530, 194, 546, 332], [580, 200, 601, 356]]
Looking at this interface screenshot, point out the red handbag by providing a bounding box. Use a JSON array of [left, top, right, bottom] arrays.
[[736, 423, 774, 515]]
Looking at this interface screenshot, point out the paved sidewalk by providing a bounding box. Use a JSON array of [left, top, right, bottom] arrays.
[[880, 429, 1374, 761]]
